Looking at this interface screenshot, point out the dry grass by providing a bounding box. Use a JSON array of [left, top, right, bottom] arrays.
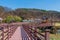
[[50, 34, 60, 40]]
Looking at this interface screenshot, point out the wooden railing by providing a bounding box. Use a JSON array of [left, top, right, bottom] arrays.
[[22, 23, 51, 40], [0, 23, 20, 40]]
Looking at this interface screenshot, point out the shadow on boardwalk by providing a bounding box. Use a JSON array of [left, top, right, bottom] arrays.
[[9, 26, 22, 40], [21, 27, 29, 40], [9, 26, 29, 40]]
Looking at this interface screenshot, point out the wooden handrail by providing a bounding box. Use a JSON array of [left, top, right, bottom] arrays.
[[22, 23, 50, 40], [0, 23, 20, 40]]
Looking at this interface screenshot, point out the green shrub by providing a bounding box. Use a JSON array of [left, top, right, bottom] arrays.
[[3, 15, 22, 23], [14, 16, 22, 22]]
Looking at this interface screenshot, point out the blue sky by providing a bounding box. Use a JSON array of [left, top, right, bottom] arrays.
[[0, 0, 60, 11]]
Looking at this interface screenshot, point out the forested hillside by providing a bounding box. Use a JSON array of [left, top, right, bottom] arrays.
[[0, 6, 60, 21]]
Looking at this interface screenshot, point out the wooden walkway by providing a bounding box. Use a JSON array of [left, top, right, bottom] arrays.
[[9, 26, 29, 40], [9, 26, 22, 40], [0, 22, 52, 40]]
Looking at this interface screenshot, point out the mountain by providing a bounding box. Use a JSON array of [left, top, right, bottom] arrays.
[[0, 6, 12, 18], [14, 8, 60, 21], [0, 6, 60, 21]]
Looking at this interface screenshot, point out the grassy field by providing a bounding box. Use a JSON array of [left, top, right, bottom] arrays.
[[50, 34, 60, 40], [50, 22, 60, 40]]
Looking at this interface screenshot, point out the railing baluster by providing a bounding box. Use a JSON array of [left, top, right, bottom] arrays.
[[2, 27, 4, 40], [22, 23, 51, 40], [0, 23, 20, 40]]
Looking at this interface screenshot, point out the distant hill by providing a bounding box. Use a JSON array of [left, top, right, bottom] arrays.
[[0, 6, 60, 21], [14, 8, 60, 21], [0, 6, 12, 18]]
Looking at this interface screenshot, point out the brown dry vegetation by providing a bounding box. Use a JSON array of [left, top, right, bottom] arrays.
[[0, 6, 60, 21]]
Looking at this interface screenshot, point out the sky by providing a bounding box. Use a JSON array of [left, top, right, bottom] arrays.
[[0, 0, 60, 11]]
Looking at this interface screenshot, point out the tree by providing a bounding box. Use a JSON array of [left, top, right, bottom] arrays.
[[3, 15, 22, 23], [14, 16, 22, 22]]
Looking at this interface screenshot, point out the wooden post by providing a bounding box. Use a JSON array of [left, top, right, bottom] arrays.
[[45, 29, 50, 40], [7, 25, 9, 40], [2, 27, 4, 40], [34, 27, 37, 40]]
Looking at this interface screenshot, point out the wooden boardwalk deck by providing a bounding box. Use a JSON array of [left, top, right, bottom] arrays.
[[9, 26, 29, 40], [9, 23, 52, 40], [9, 26, 22, 40]]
